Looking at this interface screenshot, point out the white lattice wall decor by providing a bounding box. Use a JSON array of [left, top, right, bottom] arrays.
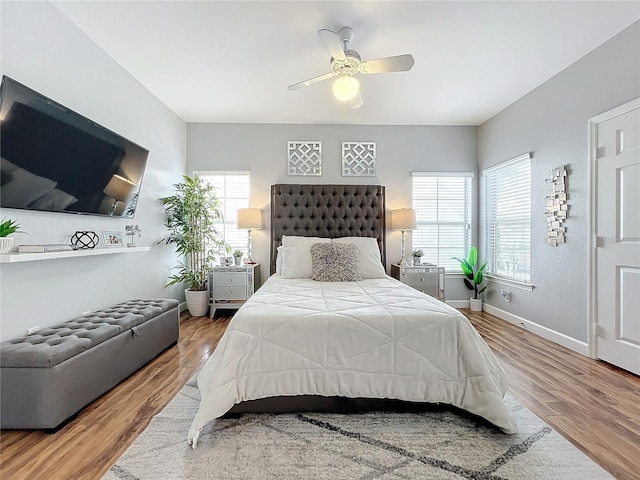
[[287, 141, 322, 176], [544, 165, 568, 246], [342, 142, 376, 177]]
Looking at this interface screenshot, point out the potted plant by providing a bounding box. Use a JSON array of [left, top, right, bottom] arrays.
[[158, 175, 229, 316], [0, 219, 23, 254], [453, 246, 487, 312], [232, 249, 243, 265], [411, 249, 424, 266]]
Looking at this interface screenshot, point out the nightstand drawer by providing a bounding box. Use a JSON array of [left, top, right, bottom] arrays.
[[214, 286, 247, 300], [215, 272, 247, 286], [406, 272, 439, 285]]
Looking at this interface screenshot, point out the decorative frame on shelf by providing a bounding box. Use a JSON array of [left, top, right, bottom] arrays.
[[287, 141, 322, 176], [102, 231, 124, 247], [544, 165, 568, 246], [342, 141, 376, 176]]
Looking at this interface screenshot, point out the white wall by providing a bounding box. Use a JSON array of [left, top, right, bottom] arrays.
[[187, 123, 478, 300], [478, 21, 640, 342], [0, 1, 186, 341]]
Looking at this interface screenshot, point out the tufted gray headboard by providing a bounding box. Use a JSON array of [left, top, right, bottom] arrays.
[[270, 184, 386, 274]]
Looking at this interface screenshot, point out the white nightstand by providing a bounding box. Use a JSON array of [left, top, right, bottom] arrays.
[[208, 263, 260, 318], [390, 263, 445, 301]]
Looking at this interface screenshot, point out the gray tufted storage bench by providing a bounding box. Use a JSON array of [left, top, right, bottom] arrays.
[[0, 298, 179, 429]]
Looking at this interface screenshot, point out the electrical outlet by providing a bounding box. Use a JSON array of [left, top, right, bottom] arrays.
[[500, 289, 512, 302], [26, 326, 40, 336]]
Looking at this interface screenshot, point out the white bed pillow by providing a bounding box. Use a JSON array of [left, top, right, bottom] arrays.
[[275, 246, 283, 274], [281, 235, 330, 278], [331, 236, 387, 278]]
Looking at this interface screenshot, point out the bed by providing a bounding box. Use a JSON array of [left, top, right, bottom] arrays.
[[187, 184, 517, 447]]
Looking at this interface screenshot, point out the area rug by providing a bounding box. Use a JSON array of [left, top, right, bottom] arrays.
[[103, 378, 612, 480]]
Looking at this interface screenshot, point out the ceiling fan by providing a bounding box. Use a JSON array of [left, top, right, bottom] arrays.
[[287, 27, 415, 109]]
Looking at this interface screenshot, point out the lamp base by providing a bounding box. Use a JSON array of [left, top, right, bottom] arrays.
[[398, 258, 408, 266]]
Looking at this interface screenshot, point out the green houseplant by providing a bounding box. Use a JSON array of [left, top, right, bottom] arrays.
[[232, 249, 243, 265], [411, 249, 424, 265], [453, 246, 487, 311], [0, 219, 24, 254], [158, 175, 229, 316]]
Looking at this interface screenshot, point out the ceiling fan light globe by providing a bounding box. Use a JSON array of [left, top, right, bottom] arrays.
[[332, 76, 360, 101]]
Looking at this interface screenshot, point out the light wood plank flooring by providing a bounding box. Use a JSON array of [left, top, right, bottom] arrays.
[[1, 309, 638, 479]]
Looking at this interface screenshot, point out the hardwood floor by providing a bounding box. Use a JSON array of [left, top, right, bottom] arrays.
[[1, 309, 638, 479]]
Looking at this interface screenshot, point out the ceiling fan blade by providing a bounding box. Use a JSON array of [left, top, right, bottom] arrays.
[[360, 54, 415, 74], [349, 91, 363, 109], [287, 72, 334, 91], [318, 29, 346, 61]]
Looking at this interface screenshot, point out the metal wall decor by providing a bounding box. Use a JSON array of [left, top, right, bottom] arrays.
[[544, 165, 568, 246], [342, 141, 376, 176], [70, 231, 99, 249], [287, 141, 322, 176]]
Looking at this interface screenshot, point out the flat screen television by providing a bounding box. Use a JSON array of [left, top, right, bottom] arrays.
[[0, 76, 148, 218]]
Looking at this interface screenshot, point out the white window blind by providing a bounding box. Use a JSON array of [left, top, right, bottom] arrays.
[[412, 172, 472, 270], [483, 153, 531, 283], [195, 172, 250, 253]]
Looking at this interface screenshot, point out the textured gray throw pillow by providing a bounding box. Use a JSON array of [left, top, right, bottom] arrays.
[[310, 242, 362, 282]]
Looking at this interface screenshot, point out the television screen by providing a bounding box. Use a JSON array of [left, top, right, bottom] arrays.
[[0, 76, 148, 217]]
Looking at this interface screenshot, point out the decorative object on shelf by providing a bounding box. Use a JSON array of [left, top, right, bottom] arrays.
[[287, 141, 322, 176], [391, 208, 416, 266], [70, 231, 99, 250], [0, 218, 24, 254], [411, 249, 423, 266], [453, 246, 487, 312], [158, 174, 229, 317], [220, 256, 233, 266], [102, 231, 124, 247], [342, 141, 376, 176], [232, 249, 243, 266], [103, 174, 138, 216], [237, 207, 262, 264], [125, 224, 142, 247], [544, 165, 568, 246]]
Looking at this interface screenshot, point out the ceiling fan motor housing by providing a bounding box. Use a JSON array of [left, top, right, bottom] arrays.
[[330, 49, 361, 76]]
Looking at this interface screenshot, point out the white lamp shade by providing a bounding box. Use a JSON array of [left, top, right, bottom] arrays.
[[332, 76, 360, 101], [237, 208, 262, 230], [103, 174, 137, 202], [391, 208, 416, 230]]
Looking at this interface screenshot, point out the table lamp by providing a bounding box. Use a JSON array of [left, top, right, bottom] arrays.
[[391, 208, 416, 266]]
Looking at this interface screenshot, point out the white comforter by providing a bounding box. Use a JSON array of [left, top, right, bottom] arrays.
[[188, 275, 518, 446]]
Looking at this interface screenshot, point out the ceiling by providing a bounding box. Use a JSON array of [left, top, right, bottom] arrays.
[[51, 1, 639, 126]]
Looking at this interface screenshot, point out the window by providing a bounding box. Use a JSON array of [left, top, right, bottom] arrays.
[[412, 172, 473, 270], [483, 153, 531, 283], [195, 171, 250, 253]]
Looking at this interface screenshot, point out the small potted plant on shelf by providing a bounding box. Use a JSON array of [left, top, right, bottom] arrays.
[[0, 219, 24, 254], [158, 175, 229, 317], [125, 224, 142, 247], [453, 246, 487, 312], [411, 249, 424, 266], [232, 249, 243, 265]]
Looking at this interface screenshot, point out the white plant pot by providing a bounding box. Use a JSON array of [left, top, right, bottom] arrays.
[[185, 289, 209, 317], [469, 298, 483, 312], [0, 237, 14, 254]]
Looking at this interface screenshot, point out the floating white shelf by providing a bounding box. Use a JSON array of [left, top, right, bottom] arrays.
[[0, 246, 150, 263]]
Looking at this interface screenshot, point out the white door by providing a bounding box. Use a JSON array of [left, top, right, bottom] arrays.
[[593, 100, 640, 375]]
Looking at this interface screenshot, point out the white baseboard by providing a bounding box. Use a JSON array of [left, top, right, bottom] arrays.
[[179, 301, 188, 312], [482, 303, 589, 357], [446, 300, 469, 308]]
